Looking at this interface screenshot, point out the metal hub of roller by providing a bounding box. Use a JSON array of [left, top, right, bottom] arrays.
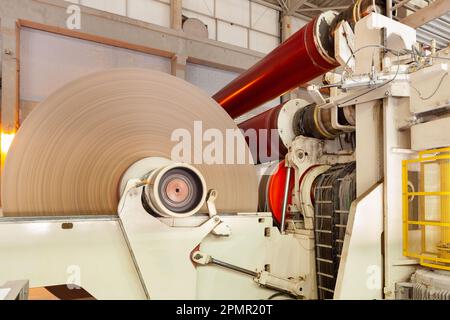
[[144, 164, 206, 217], [292, 104, 355, 140]]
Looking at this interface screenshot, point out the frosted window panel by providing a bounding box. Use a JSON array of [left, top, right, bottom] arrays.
[[183, 0, 214, 16], [217, 21, 248, 48], [80, 0, 126, 15], [216, 0, 250, 27], [250, 2, 279, 36], [127, 0, 171, 28], [249, 30, 279, 54], [186, 63, 239, 96], [20, 28, 171, 102]]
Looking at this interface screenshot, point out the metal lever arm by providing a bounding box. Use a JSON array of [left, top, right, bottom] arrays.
[[191, 251, 304, 298]]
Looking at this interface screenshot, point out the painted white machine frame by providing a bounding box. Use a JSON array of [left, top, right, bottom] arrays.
[[2, 12, 449, 301], [328, 13, 449, 299], [0, 179, 314, 300], [284, 12, 448, 299]]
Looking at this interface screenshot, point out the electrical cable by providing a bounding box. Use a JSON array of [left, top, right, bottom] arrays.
[[337, 47, 402, 106], [411, 72, 448, 101], [313, 162, 356, 299], [341, 44, 407, 83], [266, 292, 298, 300]]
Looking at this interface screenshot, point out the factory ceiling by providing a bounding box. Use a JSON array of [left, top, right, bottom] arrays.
[[259, 0, 449, 48]]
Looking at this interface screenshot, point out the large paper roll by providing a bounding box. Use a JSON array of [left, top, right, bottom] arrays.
[[2, 69, 258, 216]]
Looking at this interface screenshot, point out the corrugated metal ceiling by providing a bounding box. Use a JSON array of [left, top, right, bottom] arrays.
[[401, 1, 450, 49], [259, 0, 449, 49]]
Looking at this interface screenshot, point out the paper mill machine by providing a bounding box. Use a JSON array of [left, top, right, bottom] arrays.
[[1, 0, 450, 300]]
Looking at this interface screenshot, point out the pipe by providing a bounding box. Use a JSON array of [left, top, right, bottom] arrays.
[[213, 11, 338, 119], [238, 99, 310, 164], [293, 104, 342, 140], [239, 104, 286, 163], [280, 163, 292, 234], [211, 257, 258, 277], [386, 0, 393, 18], [238, 99, 355, 164], [214, 1, 386, 119]]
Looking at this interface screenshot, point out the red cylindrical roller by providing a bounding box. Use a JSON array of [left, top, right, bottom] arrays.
[[213, 11, 339, 119], [267, 160, 295, 225], [239, 104, 285, 164], [238, 99, 309, 164]]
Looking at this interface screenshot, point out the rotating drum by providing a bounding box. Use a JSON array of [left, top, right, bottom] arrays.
[[1, 69, 258, 216]]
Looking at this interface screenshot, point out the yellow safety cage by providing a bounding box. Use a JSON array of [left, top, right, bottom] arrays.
[[402, 147, 450, 271]]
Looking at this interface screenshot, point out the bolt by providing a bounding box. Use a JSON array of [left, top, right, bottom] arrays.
[[214, 216, 220, 222], [385, 91, 390, 96], [193, 253, 203, 260], [4, 49, 12, 55]]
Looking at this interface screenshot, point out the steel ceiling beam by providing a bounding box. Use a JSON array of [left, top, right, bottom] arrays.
[[401, 0, 450, 28], [286, 0, 309, 14], [297, 5, 349, 12]]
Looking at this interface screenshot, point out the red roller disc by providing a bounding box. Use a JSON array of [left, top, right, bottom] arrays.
[[267, 160, 295, 224]]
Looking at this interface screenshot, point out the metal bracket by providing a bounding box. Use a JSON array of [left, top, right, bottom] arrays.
[[206, 189, 231, 237], [207, 189, 218, 218], [307, 84, 327, 105], [330, 106, 355, 132]]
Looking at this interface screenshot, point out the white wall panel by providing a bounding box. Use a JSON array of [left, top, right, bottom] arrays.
[[127, 0, 171, 28], [182, 10, 217, 40], [249, 30, 278, 53], [217, 20, 248, 48], [182, 0, 214, 16], [186, 63, 239, 96], [291, 16, 309, 34], [250, 2, 279, 36], [80, 0, 126, 15], [20, 28, 171, 103], [68, 0, 283, 51], [216, 0, 250, 27]]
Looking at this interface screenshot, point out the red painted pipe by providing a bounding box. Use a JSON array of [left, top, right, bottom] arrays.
[[267, 160, 295, 225], [213, 12, 339, 119], [239, 104, 285, 164]]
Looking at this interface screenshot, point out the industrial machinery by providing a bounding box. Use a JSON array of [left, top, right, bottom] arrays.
[[1, 0, 450, 300]]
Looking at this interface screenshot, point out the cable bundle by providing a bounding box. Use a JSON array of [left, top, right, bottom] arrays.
[[313, 162, 356, 299]]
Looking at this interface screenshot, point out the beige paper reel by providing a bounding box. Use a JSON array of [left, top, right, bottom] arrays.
[[2, 69, 258, 216]]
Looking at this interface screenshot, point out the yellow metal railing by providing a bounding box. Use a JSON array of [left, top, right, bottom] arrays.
[[402, 147, 450, 271]]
